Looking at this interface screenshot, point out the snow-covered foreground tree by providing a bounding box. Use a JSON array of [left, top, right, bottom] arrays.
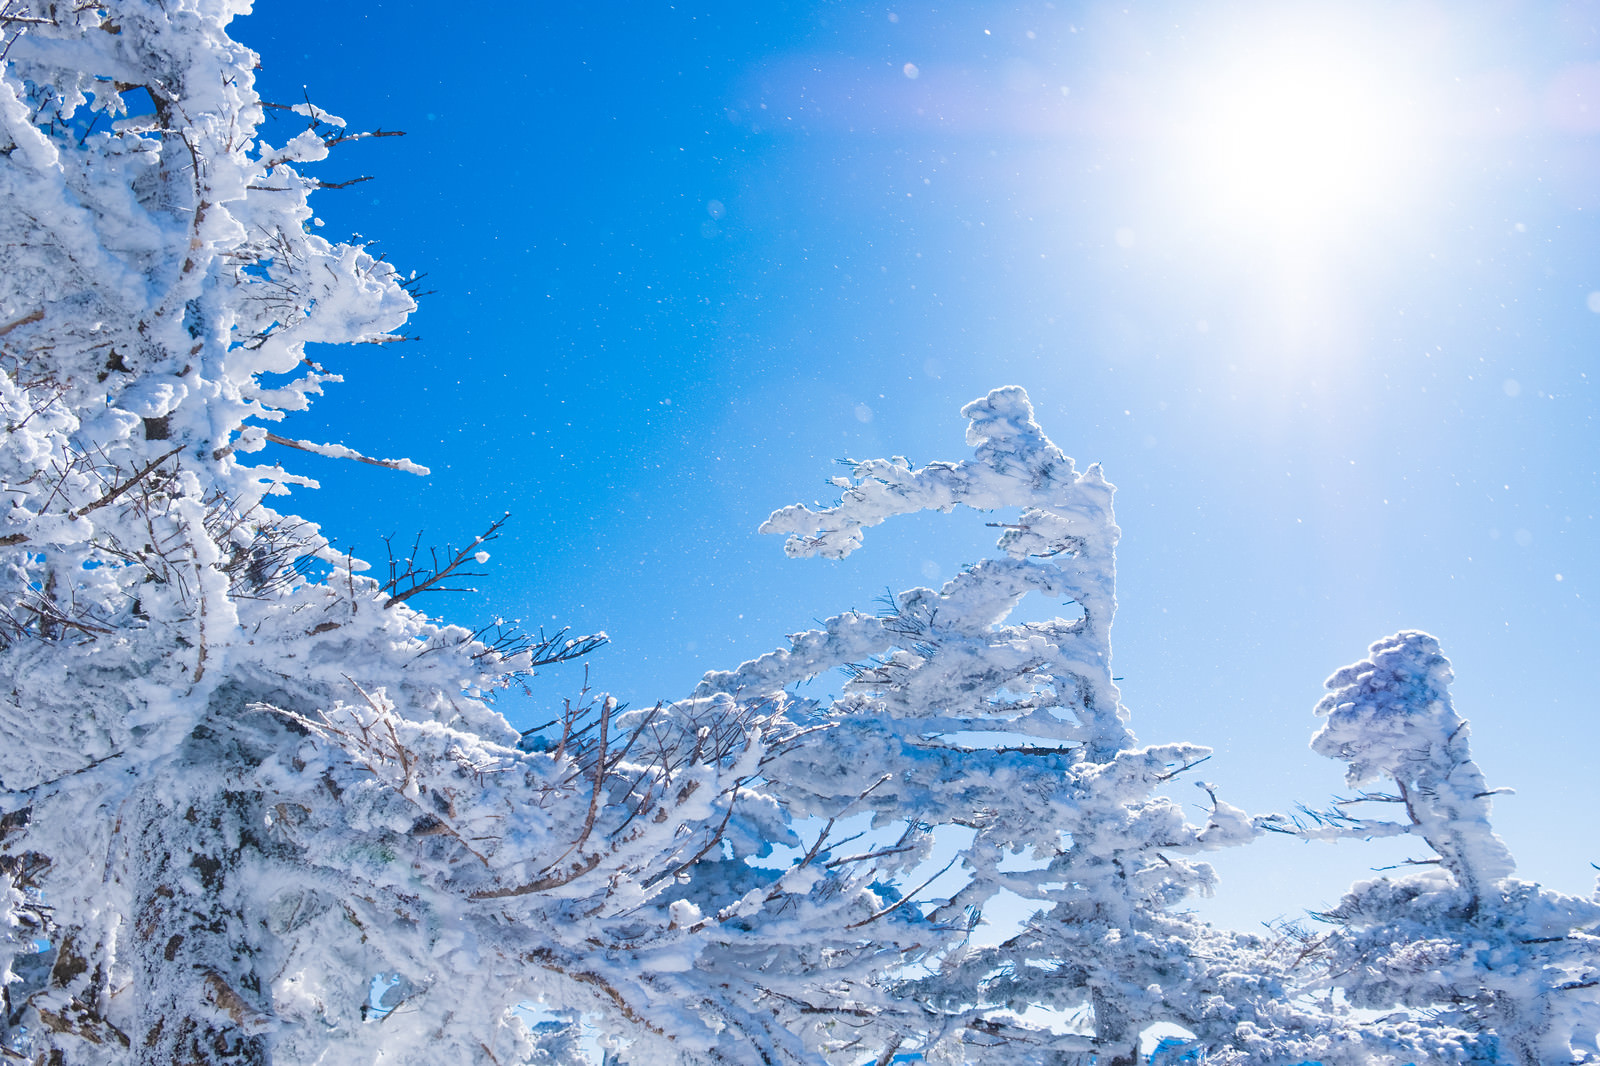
[[0, 1, 845, 1062]]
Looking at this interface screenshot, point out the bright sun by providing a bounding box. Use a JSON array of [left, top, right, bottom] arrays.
[[1173, 29, 1424, 238]]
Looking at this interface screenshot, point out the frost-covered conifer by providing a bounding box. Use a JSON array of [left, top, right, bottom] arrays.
[[0, 4, 1248, 1063], [738, 386, 1270, 1065], [1284, 632, 1600, 1066], [0, 3, 810, 1064], [8, 3, 1594, 1066]]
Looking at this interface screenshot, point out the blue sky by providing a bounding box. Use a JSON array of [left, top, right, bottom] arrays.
[[237, 1, 1600, 930]]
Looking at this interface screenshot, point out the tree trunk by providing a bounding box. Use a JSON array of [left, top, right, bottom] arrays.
[[1091, 987, 1140, 1066], [131, 769, 273, 1066]]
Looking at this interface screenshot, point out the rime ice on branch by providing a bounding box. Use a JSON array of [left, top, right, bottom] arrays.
[[5, 0, 1595, 1062], [757, 386, 1127, 763], [1283, 633, 1600, 1066], [0, 2, 605, 1063], [0, 2, 1235, 1060], [1311, 630, 1515, 897], [728, 386, 1263, 1065]]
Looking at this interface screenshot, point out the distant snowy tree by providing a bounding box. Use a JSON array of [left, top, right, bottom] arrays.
[[1275, 632, 1600, 1066]]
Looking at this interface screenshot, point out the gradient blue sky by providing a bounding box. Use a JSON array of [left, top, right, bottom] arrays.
[[237, 0, 1600, 930]]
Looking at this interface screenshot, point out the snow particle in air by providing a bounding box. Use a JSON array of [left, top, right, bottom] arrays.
[[706, 199, 725, 220], [903, 62, 920, 79], [1587, 291, 1600, 312], [1114, 227, 1136, 248], [854, 403, 875, 423], [1514, 529, 1533, 548], [1502, 379, 1521, 397]]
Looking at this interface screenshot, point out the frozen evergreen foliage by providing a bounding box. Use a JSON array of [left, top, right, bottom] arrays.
[[1310, 631, 1516, 898], [752, 389, 1267, 1065], [3, 2, 1599, 1065], [1269, 633, 1600, 1066]]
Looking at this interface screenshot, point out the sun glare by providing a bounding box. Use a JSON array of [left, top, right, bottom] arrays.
[[1171, 28, 1425, 239]]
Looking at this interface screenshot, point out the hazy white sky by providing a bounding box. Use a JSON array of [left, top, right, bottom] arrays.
[[239, 0, 1600, 930]]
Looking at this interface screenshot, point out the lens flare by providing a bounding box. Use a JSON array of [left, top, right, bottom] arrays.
[[1168, 24, 1426, 240]]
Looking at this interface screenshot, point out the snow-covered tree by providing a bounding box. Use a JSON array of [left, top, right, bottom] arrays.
[[0, 3, 1259, 1063], [729, 386, 1274, 1065], [1278, 632, 1600, 1066], [0, 2, 827, 1063], [9, 4, 1598, 1066]]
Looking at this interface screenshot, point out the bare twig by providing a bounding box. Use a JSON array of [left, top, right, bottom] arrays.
[[0, 309, 43, 337], [322, 128, 405, 148], [571, 696, 613, 858], [68, 445, 184, 520], [381, 514, 506, 609], [847, 854, 961, 929]]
